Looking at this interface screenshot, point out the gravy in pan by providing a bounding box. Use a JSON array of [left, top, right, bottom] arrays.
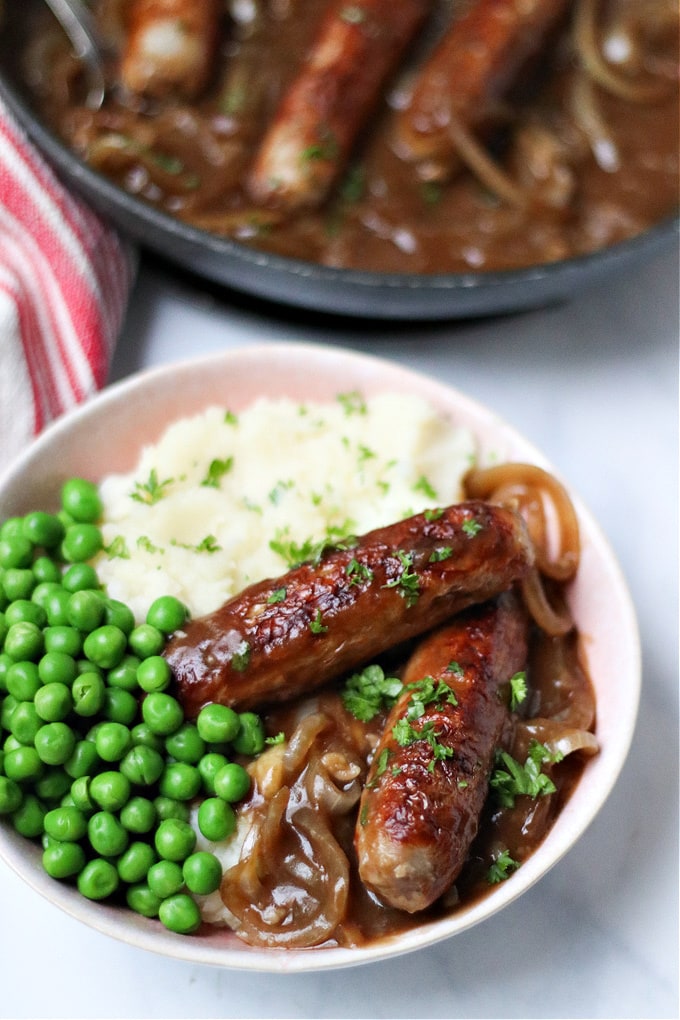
[[26, 0, 678, 272]]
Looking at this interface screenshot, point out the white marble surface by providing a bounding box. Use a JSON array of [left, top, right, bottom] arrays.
[[1, 247, 678, 1020]]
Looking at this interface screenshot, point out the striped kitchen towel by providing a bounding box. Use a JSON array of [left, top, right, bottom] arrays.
[[0, 94, 134, 474]]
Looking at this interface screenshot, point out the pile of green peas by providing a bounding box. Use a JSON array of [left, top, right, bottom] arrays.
[[0, 478, 267, 935]]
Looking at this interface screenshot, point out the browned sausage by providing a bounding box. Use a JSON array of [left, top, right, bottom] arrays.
[[355, 591, 528, 912], [246, 0, 430, 211], [393, 0, 569, 181], [120, 0, 221, 99], [165, 501, 533, 717]]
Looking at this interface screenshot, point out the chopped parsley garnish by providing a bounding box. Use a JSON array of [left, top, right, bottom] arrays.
[[268, 479, 294, 505], [269, 527, 356, 569], [224, 410, 238, 425], [487, 850, 520, 884], [383, 549, 420, 606], [130, 469, 174, 505], [309, 609, 328, 634], [446, 661, 464, 676], [462, 518, 483, 537], [201, 457, 233, 489], [424, 507, 444, 521], [490, 740, 563, 808], [170, 535, 222, 554], [231, 640, 251, 672], [265, 731, 285, 746], [267, 587, 287, 605], [345, 558, 374, 586], [105, 535, 130, 559], [428, 546, 453, 563], [337, 389, 367, 416], [509, 671, 528, 711], [137, 535, 163, 555], [342, 664, 403, 722], [413, 474, 437, 500], [391, 677, 458, 772]]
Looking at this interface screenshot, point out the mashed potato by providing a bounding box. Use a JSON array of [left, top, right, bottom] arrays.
[[95, 392, 476, 621]]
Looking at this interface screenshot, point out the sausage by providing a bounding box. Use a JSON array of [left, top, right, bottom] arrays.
[[165, 500, 533, 717], [120, 0, 222, 99], [355, 592, 528, 913], [246, 0, 430, 212], [393, 0, 569, 181]]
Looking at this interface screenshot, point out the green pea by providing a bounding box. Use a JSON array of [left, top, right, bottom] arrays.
[[43, 588, 71, 627], [5, 599, 46, 628], [4, 746, 43, 783], [0, 693, 18, 731], [165, 723, 205, 765], [120, 796, 157, 835], [44, 626, 83, 657], [136, 656, 171, 694], [154, 817, 196, 862], [34, 722, 77, 766], [117, 841, 158, 884], [142, 692, 183, 736], [66, 741, 99, 782], [22, 512, 65, 549], [102, 599, 135, 635], [0, 775, 23, 813], [107, 656, 141, 692], [67, 589, 105, 632], [0, 535, 33, 570], [126, 883, 163, 918], [213, 762, 251, 803], [147, 859, 185, 898], [0, 652, 13, 691], [9, 702, 42, 745], [88, 811, 129, 857], [146, 596, 189, 635], [71, 671, 106, 717], [0, 517, 24, 540], [233, 712, 266, 756], [42, 840, 86, 879], [38, 651, 77, 687], [4, 622, 44, 661], [159, 763, 202, 802], [61, 523, 103, 563], [77, 858, 119, 900], [44, 805, 88, 842], [2, 569, 36, 601], [83, 625, 127, 669], [12, 793, 46, 838], [158, 893, 201, 935], [34, 767, 71, 803], [89, 770, 131, 812], [197, 798, 236, 842], [61, 478, 102, 523], [120, 745, 165, 786], [130, 723, 164, 752], [153, 796, 190, 823], [61, 562, 99, 594], [128, 623, 165, 659], [197, 752, 228, 795], [94, 722, 132, 763], [102, 687, 138, 726], [6, 661, 41, 701], [196, 704, 240, 745], [182, 851, 222, 896], [31, 556, 62, 585], [70, 776, 95, 813], [34, 682, 73, 722]]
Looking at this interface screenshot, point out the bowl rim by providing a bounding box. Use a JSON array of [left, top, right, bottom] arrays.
[[0, 342, 642, 971]]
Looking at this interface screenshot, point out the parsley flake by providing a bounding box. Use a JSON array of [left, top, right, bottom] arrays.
[[487, 849, 520, 884], [231, 640, 251, 672], [490, 740, 563, 808], [267, 587, 287, 605], [414, 475, 437, 500], [462, 518, 483, 537], [342, 664, 403, 722], [383, 549, 420, 607], [309, 609, 328, 634], [346, 558, 374, 586], [105, 535, 130, 560], [337, 390, 367, 416], [429, 546, 453, 563], [130, 469, 174, 505], [509, 671, 528, 711], [201, 457, 233, 489]]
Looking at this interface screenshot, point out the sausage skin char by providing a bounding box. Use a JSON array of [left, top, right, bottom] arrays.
[[355, 592, 528, 913], [165, 500, 533, 717]]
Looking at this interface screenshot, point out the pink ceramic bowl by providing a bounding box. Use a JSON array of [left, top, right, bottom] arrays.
[[0, 342, 640, 972]]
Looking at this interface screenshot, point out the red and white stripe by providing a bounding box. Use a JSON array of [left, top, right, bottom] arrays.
[[0, 96, 134, 472]]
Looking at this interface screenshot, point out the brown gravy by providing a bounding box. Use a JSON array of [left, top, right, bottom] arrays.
[[25, 0, 679, 274]]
